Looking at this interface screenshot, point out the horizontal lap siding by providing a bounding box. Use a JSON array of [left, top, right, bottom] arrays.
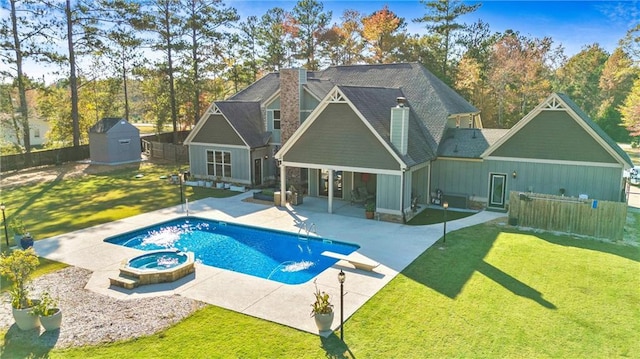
[[284, 103, 400, 171], [492, 111, 618, 163], [191, 114, 245, 146]]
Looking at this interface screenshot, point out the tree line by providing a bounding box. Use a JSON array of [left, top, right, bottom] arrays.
[[1, 0, 639, 163]]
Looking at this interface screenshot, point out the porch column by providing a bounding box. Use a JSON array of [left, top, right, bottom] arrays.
[[328, 169, 334, 214], [280, 164, 287, 206]]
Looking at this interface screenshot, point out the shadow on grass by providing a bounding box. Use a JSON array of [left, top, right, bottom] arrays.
[[533, 229, 640, 263], [320, 333, 356, 359], [402, 224, 557, 309], [1, 324, 59, 358], [477, 260, 556, 309]]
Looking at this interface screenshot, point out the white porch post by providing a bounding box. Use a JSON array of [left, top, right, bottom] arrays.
[[280, 164, 287, 206], [328, 169, 334, 214]]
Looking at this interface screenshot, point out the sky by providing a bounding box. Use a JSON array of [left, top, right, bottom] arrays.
[[5, 0, 639, 84], [230, 0, 638, 56]]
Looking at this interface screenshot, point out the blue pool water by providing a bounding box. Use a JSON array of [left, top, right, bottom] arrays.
[[105, 217, 359, 285]]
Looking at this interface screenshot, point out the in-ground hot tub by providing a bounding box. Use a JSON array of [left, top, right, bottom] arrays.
[[110, 250, 195, 289]]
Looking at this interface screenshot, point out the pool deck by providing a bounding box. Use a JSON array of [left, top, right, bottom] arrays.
[[33, 192, 506, 336]]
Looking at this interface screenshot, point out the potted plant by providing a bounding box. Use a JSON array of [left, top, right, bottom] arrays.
[[365, 202, 375, 219], [0, 248, 41, 330], [32, 291, 62, 331], [9, 218, 28, 247], [310, 281, 334, 332]]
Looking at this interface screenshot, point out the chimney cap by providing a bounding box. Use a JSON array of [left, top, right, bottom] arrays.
[[396, 97, 407, 107]]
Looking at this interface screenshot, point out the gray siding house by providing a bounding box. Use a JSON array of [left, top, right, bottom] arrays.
[[185, 63, 633, 222], [89, 118, 141, 164]]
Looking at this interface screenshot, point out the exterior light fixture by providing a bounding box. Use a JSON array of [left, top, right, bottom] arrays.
[[338, 269, 346, 341], [442, 202, 449, 247], [512, 170, 517, 179], [0, 203, 7, 247]]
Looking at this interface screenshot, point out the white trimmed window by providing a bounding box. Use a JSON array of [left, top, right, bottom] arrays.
[[273, 110, 281, 130], [207, 150, 231, 178]]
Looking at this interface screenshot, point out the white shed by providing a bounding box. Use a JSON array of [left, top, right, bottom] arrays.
[[89, 118, 141, 164]]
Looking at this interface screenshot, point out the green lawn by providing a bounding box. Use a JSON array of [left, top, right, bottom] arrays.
[[0, 162, 237, 252], [1, 163, 639, 358]]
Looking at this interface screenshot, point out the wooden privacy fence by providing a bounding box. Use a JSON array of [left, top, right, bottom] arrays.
[[508, 191, 627, 240], [0, 145, 90, 172]]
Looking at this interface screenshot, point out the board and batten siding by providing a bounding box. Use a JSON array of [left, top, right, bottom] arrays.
[[432, 157, 624, 203], [188, 144, 251, 184], [410, 165, 430, 205], [266, 99, 281, 144], [431, 158, 488, 201], [487, 159, 624, 201], [376, 174, 401, 213], [190, 114, 245, 146]]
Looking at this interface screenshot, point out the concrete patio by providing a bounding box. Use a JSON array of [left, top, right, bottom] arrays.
[[33, 191, 506, 336]]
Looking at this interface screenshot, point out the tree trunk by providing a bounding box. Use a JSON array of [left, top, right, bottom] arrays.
[[67, 0, 80, 147], [10, 0, 32, 165]]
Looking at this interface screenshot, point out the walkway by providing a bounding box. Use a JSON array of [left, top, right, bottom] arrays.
[[33, 192, 506, 336]]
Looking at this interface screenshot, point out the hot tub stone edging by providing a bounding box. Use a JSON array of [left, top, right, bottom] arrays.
[[109, 250, 195, 289]]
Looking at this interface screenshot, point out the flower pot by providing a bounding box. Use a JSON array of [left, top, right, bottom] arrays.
[[20, 236, 34, 249], [40, 309, 62, 331], [313, 312, 334, 332], [365, 211, 375, 219], [12, 306, 40, 330]]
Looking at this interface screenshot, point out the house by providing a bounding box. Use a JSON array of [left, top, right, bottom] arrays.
[[88, 118, 141, 164], [0, 114, 50, 148], [185, 63, 633, 222]]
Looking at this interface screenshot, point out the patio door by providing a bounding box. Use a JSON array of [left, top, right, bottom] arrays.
[[489, 173, 506, 208]]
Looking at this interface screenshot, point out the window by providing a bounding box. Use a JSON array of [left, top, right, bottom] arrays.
[[273, 110, 281, 130], [207, 150, 232, 178], [34, 128, 40, 138]]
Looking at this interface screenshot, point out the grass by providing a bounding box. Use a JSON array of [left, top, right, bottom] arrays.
[[0, 162, 237, 252], [1, 162, 638, 357], [407, 207, 476, 225]]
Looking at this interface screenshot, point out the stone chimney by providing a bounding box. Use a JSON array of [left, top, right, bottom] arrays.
[[279, 68, 306, 187], [390, 97, 409, 155], [279, 68, 306, 146]]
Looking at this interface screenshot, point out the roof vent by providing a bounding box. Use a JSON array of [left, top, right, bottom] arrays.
[[396, 97, 407, 107], [472, 129, 477, 139]]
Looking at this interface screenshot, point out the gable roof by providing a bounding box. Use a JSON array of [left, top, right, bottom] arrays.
[[230, 63, 479, 159], [482, 93, 633, 168], [338, 86, 435, 166], [184, 101, 268, 148], [276, 86, 407, 170], [89, 118, 134, 134]]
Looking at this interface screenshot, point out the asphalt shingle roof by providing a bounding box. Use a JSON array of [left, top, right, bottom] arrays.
[[438, 128, 509, 158], [215, 101, 269, 148], [89, 118, 127, 133], [229, 63, 478, 164]]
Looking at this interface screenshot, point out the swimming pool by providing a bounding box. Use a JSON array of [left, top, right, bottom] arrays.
[[105, 217, 359, 285]]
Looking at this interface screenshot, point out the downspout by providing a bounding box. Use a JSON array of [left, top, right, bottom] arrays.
[[401, 169, 406, 224]]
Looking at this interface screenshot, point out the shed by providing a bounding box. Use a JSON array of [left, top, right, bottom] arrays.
[[89, 118, 141, 164]]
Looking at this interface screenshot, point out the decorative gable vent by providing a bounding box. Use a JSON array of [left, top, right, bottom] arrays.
[[211, 104, 222, 114], [544, 96, 566, 110], [328, 89, 347, 103]]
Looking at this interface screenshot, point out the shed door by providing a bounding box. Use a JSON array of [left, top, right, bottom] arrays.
[[489, 173, 506, 208]]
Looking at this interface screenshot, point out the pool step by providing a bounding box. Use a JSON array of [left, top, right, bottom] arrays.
[[109, 274, 140, 289]]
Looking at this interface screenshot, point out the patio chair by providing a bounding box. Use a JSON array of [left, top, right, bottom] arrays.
[[350, 189, 367, 205]]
